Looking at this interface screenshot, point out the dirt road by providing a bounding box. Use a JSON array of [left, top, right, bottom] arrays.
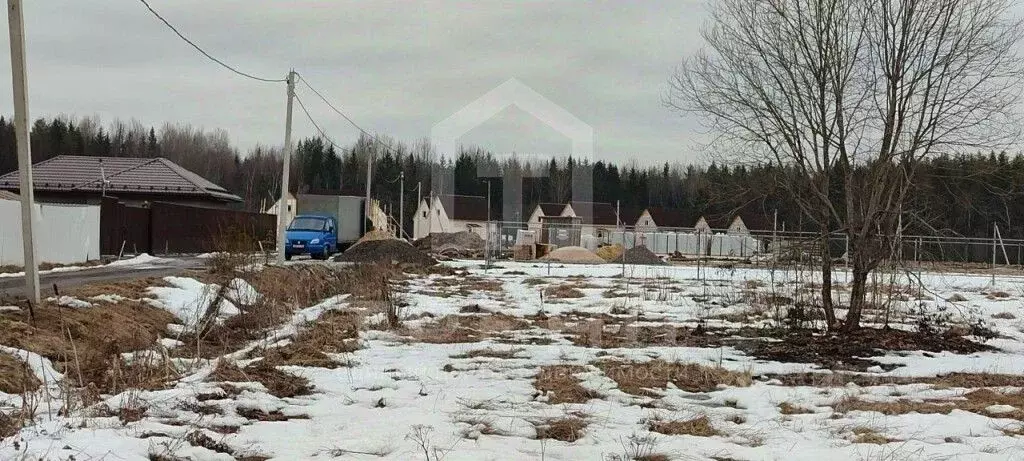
[[0, 257, 204, 299]]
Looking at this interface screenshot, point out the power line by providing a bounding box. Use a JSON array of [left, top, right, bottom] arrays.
[[296, 74, 404, 157], [293, 93, 346, 151], [137, 0, 286, 83]]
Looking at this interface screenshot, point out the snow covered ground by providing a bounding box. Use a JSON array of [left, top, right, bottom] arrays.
[[2, 260, 1024, 460], [0, 253, 171, 279]]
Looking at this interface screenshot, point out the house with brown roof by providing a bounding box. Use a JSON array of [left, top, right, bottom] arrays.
[[563, 201, 622, 238], [526, 202, 567, 230], [413, 194, 494, 241], [0, 156, 242, 208], [636, 206, 698, 231]]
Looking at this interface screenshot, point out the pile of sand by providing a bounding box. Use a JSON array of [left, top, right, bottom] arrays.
[[612, 245, 666, 265], [539, 246, 606, 264], [595, 244, 624, 262], [355, 229, 397, 245], [414, 231, 485, 258], [335, 239, 437, 266]]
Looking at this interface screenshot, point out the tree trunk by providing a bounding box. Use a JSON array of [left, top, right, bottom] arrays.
[[844, 266, 870, 332], [820, 234, 836, 332]]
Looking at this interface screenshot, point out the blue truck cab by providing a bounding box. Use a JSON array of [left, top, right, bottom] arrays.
[[285, 214, 338, 260]]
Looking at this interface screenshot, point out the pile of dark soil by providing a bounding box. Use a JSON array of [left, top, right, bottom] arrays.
[[414, 231, 485, 258], [611, 245, 666, 265], [748, 328, 993, 371], [335, 239, 437, 266]]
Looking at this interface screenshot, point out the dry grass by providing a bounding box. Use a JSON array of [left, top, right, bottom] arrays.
[[235, 407, 310, 422], [647, 414, 719, 437], [185, 430, 234, 455], [407, 313, 529, 344], [771, 371, 1024, 388], [0, 286, 176, 393], [534, 416, 587, 442], [544, 284, 586, 299], [987, 291, 1012, 299], [992, 312, 1017, 319], [833, 397, 955, 416], [261, 310, 360, 369], [533, 365, 602, 404], [851, 427, 898, 444], [451, 347, 524, 359], [0, 351, 39, 394], [946, 293, 969, 302], [778, 402, 814, 415], [208, 361, 313, 398], [833, 389, 1024, 420], [596, 360, 752, 395]]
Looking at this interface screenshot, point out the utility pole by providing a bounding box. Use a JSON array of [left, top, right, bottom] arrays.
[[275, 70, 296, 265], [8, 0, 38, 304], [364, 149, 373, 232], [398, 171, 404, 239]]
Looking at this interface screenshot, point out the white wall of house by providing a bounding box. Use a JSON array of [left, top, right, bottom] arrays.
[[264, 194, 296, 224], [527, 206, 546, 231], [412, 196, 494, 241], [727, 217, 750, 235], [0, 199, 100, 265], [413, 199, 432, 240], [635, 210, 657, 232]]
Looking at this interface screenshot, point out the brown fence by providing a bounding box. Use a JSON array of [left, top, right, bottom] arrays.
[[101, 199, 276, 255]]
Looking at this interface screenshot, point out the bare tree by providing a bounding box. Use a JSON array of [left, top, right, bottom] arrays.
[[670, 0, 1024, 332]]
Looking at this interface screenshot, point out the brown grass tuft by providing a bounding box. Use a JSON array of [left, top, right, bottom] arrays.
[[407, 314, 529, 344], [544, 284, 585, 299], [262, 310, 360, 369], [451, 347, 524, 359], [533, 365, 602, 404], [535, 416, 587, 442], [0, 352, 40, 394], [851, 427, 898, 444], [235, 407, 310, 422], [992, 312, 1017, 320], [596, 360, 752, 395], [778, 402, 814, 415], [648, 414, 719, 437], [185, 430, 234, 455], [832, 397, 954, 416], [209, 361, 313, 398]]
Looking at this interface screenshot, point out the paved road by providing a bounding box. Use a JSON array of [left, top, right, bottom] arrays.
[[0, 257, 204, 299]]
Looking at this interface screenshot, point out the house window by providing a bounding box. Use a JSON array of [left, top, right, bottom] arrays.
[[422, 211, 427, 218]]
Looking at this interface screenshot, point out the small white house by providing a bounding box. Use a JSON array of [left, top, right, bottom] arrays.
[[413, 194, 495, 241], [263, 192, 296, 224], [694, 215, 750, 235], [526, 203, 567, 231], [563, 201, 620, 239]]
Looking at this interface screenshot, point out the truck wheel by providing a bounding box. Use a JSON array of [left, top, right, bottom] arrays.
[[285, 253, 292, 261]]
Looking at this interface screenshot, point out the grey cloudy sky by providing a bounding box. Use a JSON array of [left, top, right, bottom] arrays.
[[0, 0, 710, 165]]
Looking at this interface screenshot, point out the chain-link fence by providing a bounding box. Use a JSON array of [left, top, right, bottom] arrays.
[[476, 221, 1024, 270]]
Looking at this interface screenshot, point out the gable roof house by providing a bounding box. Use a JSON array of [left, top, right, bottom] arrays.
[[0, 156, 241, 208], [637, 206, 698, 231], [526, 202, 567, 230], [562, 201, 621, 238], [413, 194, 494, 241]]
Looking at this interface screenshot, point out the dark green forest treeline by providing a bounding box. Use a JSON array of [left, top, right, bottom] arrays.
[[1, 115, 1022, 239]]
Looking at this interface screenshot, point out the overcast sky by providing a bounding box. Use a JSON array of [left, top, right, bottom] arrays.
[[0, 1, 712, 165]]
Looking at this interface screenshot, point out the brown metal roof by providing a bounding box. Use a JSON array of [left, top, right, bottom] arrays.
[[437, 194, 490, 221], [0, 190, 19, 201], [568, 201, 620, 226], [536, 203, 566, 216], [645, 206, 699, 228], [0, 156, 241, 202]]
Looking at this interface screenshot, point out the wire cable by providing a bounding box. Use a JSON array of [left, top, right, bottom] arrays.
[[295, 74, 404, 157], [293, 93, 346, 151], [137, 0, 286, 83]]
